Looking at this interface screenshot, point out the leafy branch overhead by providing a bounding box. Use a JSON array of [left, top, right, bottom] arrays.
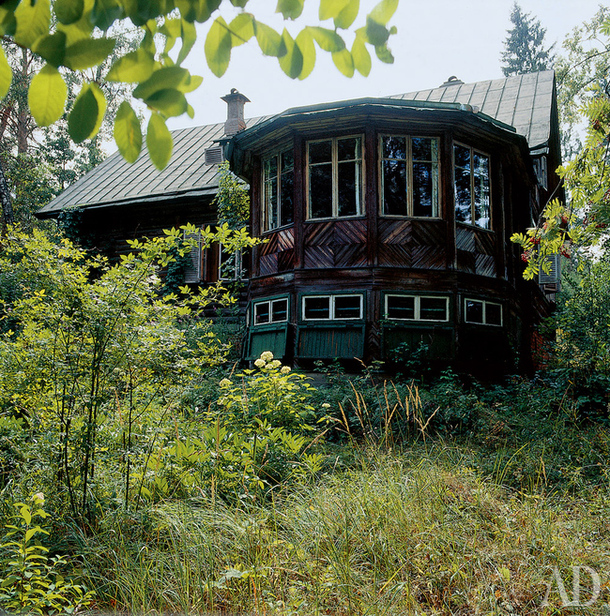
[[0, 0, 399, 169]]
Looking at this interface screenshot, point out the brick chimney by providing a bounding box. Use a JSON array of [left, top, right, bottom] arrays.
[[221, 88, 250, 136]]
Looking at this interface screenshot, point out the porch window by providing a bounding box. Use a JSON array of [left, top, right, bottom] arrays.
[[381, 136, 439, 217], [464, 298, 502, 326], [385, 295, 448, 321], [254, 298, 289, 325], [302, 294, 363, 320], [263, 149, 294, 231], [454, 144, 490, 229], [308, 136, 363, 219]]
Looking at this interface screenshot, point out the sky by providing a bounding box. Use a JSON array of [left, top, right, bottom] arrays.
[[165, 0, 607, 131]]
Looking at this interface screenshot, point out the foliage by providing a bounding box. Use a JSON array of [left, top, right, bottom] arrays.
[[214, 160, 249, 229], [500, 2, 554, 77], [0, 493, 94, 615], [0, 0, 399, 170]]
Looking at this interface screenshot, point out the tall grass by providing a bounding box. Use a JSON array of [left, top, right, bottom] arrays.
[[78, 448, 610, 615]]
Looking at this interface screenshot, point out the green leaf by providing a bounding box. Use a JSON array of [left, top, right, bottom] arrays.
[[228, 12, 254, 46], [278, 28, 302, 79], [351, 33, 371, 76], [91, 0, 123, 31], [230, 0, 249, 6], [107, 48, 156, 83], [14, 0, 50, 49], [255, 21, 286, 57], [28, 64, 67, 126], [64, 37, 116, 70], [365, 16, 389, 46], [307, 26, 345, 52], [332, 48, 354, 77], [114, 101, 142, 163], [160, 17, 181, 54], [205, 16, 232, 77], [20, 505, 31, 525], [375, 43, 394, 64], [0, 47, 12, 99], [0, 9, 17, 37], [369, 0, 398, 25], [145, 88, 188, 117], [276, 0, 303, 20], [147, 112, 173, 170], [319, 0, 350, 21], [295, 28, 315, 80], [334, 0, 359, 29], [133, 67, 195, 99], [55, 0, 84, 25], [177, 18, 197, 65], [33, 31, 67, 67], [176, 0, 221, 23], [68, 83, 106, 143]]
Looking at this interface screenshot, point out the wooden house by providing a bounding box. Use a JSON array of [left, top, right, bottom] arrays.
[[37, 71, 562, 376]]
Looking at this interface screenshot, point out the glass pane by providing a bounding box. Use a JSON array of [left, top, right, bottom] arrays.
[[309, 140, 331, 165], [264, 156, 278, 179], [465, 299, 483, 323], [281, 150, 294, 171], [382, 159, 407, 216], [386, 295, 415, 320], [254, 302, 270, 324], [412, 137, 433, 161], [334, 295, 361, 319], [338, 137, 360, 161], [280, 168, 294, 226], [420, 297, 447, 321], [309, 163, 333, 219], [338, 161, 360, 217], [304, 296, 330, 319], [485, 302, 502, 326], [271, 298, 288, 322], [413, 162, 437, 217], [454, 144, 470, 169], [383, 136, 406, 159], [265, 178, 278, 229], [454, 166, 472, 224], [474, 153, 490, 229]]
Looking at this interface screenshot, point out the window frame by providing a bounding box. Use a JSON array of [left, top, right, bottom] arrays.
[[262, 148, 294, 232], [379, 134, 441, 218], [384, 294, 449, 322], [463, 298, 503, 326], [306, 135, 364, 221], [453, 142, 492, 230], [218, 244, 243, 282], [301, 293, 364, 321], [252, 297, 290, 326]]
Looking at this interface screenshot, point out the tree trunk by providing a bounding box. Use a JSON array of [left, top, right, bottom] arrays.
[[0, 156, 14, 236]]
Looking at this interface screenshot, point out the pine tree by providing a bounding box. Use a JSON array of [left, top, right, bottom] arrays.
[[501, 2, 555, 76]]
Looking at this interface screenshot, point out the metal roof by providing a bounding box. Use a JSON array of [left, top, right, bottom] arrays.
[[38, 71, 556, 217]]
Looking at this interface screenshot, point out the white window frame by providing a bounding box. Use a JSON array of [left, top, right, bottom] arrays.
[[183, 228, 203, 283], [253, 297, 289, 326], [463, 298, 503, 326], [302, 294, 364, 321], [380, 135, 440, 218], [384, 294, 449, 322], [262, 149, 294, 232], [453, 142, 491, 230], [307, 135, 364, 220]]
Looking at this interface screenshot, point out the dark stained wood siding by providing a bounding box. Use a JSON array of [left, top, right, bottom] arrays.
[[303, 219, 368, 269]]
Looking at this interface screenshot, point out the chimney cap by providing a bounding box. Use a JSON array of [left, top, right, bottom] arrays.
[[221, 88, 251, 104], [440, 76, 464, 88]]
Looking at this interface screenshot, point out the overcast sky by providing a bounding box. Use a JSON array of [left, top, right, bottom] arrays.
[[165, 0, 607, 130]]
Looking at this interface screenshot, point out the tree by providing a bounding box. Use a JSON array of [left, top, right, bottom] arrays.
[[0, 0, 398, 175], [500, 2, 555, 77]]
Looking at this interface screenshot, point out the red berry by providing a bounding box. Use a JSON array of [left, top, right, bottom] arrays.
[[521, 253, 529, 262]]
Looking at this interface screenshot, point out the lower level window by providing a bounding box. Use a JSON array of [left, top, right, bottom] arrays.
[[385, 295, 448, 321], [302, 294, 363, 320], [464, 299, 502, 326], [254, 298, 288, 325]]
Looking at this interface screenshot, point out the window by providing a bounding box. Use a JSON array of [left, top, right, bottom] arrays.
[[454, 144, 490, 229], [464, 299, 502, 326], [253, 298, 289, 325], [308, 136, 363, 219], [263, 149, 294, 231], [218, 244, 243, 281], [184, 229, 203, 283], [302, 294, 363, 320], [381, 136, 439, 217], [385, 295, 449, 321]]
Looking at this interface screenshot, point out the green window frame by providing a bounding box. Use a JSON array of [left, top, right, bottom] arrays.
[[454, 143, 491, 229], [263, 149, 294, 231], [253, 297, 289, 326], [380, 135, 440, 217], [307, 136, 363, 220], [384, 294, 449, 322], [464, 298, 502, 326], [302, 294, 363, 321]]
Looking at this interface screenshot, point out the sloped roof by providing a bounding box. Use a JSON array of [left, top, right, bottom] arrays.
[[38, 71, 556, 217]]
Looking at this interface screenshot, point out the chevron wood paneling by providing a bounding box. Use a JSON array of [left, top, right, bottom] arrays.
[[278, 249, 295, 272], [457, 249, 476, 273], [475, 231, 496, 255], [411, 246, 446, 270], [379, 219, 411, 244], [475, 254, 497, 277], [334, 220, 367, 244], [259, 253, 278, 276], [305, 221, 334, 246], [334, 244, 367, 267], [412, 220, 446, 246], [379, 244, 411, 267], [456, 227, 475, 251], [304, 246, 334, 268]]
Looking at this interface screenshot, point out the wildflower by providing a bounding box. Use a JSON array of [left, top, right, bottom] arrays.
[[281, 366, 291, 374], [269, 360, 281, 369], [254, 358, 266, 368], [260, 351, 274, 362], [322, 403, 331, 409], [32, 492, 45, 504], [219, 378, 232, 388]]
